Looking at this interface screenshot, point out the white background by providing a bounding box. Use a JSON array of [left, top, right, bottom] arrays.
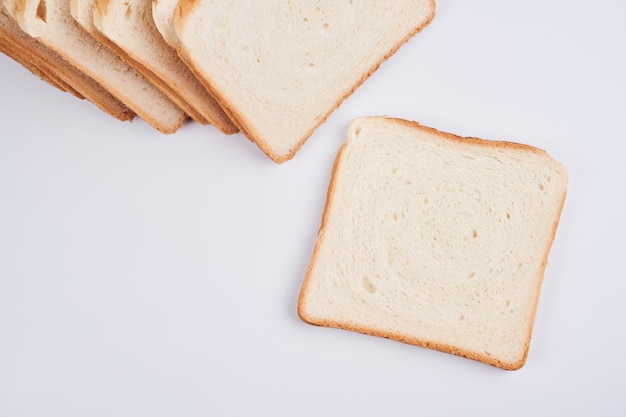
[[1, 1, 625, 416]]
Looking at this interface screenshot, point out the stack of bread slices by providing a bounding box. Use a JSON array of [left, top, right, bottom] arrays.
[[0, 0, 436, 162], [1, 0, 570, 370]]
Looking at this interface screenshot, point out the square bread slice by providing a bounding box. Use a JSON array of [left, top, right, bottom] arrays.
[[298, 117, 569, 370], [174, 0, 436, 162]]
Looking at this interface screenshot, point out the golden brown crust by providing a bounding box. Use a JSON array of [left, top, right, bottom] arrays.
[[297, 142, 347, 321], [387, 117, 562, 161], [300, 315, 525, 370], [520, 184, 568, 366], [298, 116, 568, 371]]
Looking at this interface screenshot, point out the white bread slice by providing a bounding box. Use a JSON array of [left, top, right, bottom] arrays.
[[87, 0, 237, 133], [151, 0, 180, 49], [174, 0, 436, 163], [1, 5, 134, 120], [4, 0, 186, 133], [298, 117, 569, 370]]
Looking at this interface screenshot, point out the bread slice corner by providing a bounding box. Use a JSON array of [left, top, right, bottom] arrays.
[[298, 116, 568, 370]]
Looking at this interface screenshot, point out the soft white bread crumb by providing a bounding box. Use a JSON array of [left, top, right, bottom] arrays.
[[298, 117, 569, 370], [174, 0, 435, 162]]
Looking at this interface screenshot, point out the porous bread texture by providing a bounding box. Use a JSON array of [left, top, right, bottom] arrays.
[[175, 0, 436, 163], [298, 117, 569, 370], [151, 0, 180, 49], [91, 0, 237, 133], [5, 0, 186, 133], [1, 5, 134, 120]]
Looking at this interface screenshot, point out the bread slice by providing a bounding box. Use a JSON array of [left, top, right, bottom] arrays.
[[298, 117, 569, 370], [1, 5, 134, 121], [4, 0, 186, 133], [87, 0, 237, 133], [174, 0, 436, 162], [151, 0, 180, 49]]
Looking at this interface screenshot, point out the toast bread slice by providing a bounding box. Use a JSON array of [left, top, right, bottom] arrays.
[[298, 117, 569, 370]]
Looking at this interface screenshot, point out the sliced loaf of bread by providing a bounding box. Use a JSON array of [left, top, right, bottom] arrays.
[[1, 5, 134, 121], [298, 117, 568, 370], [5, 0, 186, 133], [90, 0, 238, 133], [174, 0, 435, 162]]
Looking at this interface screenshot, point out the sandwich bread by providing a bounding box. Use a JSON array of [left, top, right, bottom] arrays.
[[298, 116, 569, 370]]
